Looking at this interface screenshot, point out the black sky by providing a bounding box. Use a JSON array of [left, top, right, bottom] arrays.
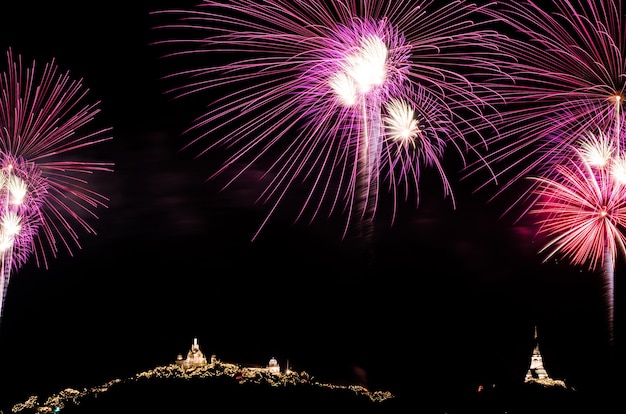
[[0, 0, 622, 410]]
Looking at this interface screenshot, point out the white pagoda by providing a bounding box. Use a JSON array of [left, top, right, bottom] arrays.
[[525, 326, 550, 381]]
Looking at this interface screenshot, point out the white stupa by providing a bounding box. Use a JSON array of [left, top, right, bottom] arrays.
[[525, 326, 550, 381]]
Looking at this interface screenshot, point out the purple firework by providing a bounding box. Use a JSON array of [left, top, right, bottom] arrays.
[[0, 49, 113, 323], [152, 0, 511, 240]]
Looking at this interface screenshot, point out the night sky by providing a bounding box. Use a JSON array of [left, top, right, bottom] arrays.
[[0, 0, 622, 410]]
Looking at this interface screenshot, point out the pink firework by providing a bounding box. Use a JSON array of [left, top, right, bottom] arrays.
[[0, 49, 113, 323], [469, 0, 626, 215], [529, 132, 626, 342], [152, 0, 510, 240], [464, 0, 626, 345]]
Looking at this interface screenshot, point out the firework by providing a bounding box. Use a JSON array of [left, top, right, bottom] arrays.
[[529, 132, 626, 343], [468, 0, 626, 214], [0, 49, 113, 323], [152, 0, 510, 240], [530, 134, 626, 271], [464, 0, 626, 346]]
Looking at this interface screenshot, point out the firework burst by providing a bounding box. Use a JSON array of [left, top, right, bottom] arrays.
[[469, 0, 626, 215], [152, 0, 510, 240], [529, 132, 626, 343], [0, 49, 113, 323], [465, 0, 626, 346], [530, 134, 626, 270]]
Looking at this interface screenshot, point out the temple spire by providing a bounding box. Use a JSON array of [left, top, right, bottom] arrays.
[[525, 325, 550, 381]]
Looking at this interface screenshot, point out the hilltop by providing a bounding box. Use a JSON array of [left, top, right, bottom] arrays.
[[7, 358, 396, 414]]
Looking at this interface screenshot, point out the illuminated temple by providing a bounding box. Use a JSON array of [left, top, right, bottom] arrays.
[[525, 326, 550, 381], [267, 357, 280, 374], [175, 337, 282, 374], [176, 337, 209, 370]]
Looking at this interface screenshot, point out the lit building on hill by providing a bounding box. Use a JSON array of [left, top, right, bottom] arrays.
[[174, 338, 284, 375], [176, 337, 207, 370], [267, 357, 280, 374], [525, 326, 549, 381]]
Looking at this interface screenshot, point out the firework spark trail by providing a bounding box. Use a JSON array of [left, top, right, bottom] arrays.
[[0, 49, 113, 324], [152, 0, 511, 241], [529, 133, 626, 344]]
